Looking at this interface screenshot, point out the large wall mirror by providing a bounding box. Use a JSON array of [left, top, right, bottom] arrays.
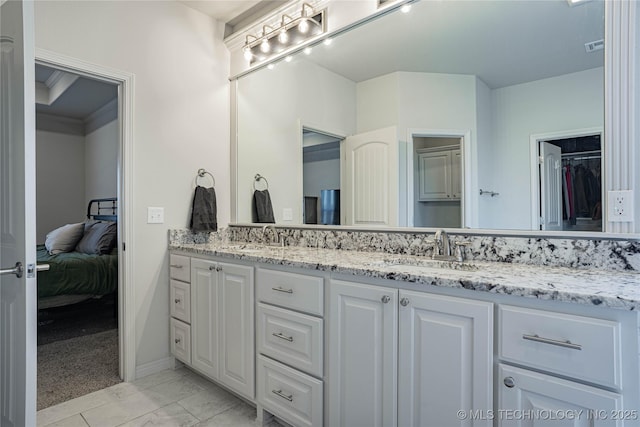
[[234, 0, 608, 233]]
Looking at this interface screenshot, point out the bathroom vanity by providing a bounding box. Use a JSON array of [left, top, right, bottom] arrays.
[[169, 227, 640, 427]]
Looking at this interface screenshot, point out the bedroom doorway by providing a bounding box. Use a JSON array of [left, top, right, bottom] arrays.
[[33, 52, 134, 410]]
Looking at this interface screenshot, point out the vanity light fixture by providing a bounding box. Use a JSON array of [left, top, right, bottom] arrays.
[[566, 0, 593, 5], [242, 2, 325, 65]]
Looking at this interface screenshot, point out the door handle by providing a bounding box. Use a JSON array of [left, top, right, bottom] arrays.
[[0, 262, 24, 278], [36, 264, 50, 272]]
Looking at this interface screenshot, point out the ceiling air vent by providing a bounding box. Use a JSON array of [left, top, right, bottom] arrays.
[[585, 39, 604, 53]]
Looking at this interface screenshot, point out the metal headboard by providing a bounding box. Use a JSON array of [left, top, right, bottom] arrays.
[[87, 198, 117, 221]]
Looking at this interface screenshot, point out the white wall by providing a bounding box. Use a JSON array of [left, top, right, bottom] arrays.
[[35, 0, 230, 370], [237, 57, 356, 223], [35, 130, 86, 243], [85, 119, 118, 203], [485, 67, 604, 230]]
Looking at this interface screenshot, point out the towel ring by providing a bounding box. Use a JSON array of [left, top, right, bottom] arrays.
[[253, 174, 269, 191], [196, 168, 215, 187]]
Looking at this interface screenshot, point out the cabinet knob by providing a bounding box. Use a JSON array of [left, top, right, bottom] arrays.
[[209, 266, 216, 271], [381, 295, 391, 304], [175, 338, 181, 344], [174, 298, 180, 304], [503, 376, 515, 388], [400, 298, 410, 307], [216, 266, 222, 272]]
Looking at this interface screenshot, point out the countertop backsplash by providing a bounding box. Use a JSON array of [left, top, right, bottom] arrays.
[[169, 226, 640, 272]]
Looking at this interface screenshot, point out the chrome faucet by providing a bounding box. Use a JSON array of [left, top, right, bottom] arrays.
[[433, 229, 451, 260], [262, 224, 280, 246], [431, 229, 471, 262]]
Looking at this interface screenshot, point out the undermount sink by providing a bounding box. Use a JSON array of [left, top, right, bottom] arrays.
[[368, 256, 481, 272]]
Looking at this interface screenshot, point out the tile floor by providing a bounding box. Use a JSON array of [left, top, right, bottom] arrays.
[[37, 368, 274, 427]]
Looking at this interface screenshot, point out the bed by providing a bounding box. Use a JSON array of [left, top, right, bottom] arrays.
[[37, 198, 118, 309]]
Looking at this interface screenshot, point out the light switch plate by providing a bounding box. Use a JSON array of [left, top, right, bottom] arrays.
[[282, 208, 293, 221], [147, 207, 164, 224], [607, 190, 633, 222]]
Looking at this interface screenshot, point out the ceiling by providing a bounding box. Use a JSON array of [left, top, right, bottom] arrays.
[[292, 0, 605, 88], [35, 64, 118, 121], [178, 0, 262, 23]]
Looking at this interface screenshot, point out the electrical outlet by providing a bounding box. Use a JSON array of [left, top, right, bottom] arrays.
[[607, 190, 633, 222], [147, 207, 164, 224]]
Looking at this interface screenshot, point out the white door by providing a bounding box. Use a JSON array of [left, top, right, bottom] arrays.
[[343, 126, 398, 226], [398, 291, 493, 427], [498, 364, 623, 427], [190, 258, 219, 379], [328, 280, 398, 427], [218, 262, 254, 400], [0, 1, 37, 425], [539, 142, 563, 231]]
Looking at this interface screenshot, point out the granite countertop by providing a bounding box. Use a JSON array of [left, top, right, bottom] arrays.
[[170, 242, 640, 311]]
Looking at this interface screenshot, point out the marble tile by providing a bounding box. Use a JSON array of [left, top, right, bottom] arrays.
[[143, 376, 205, 407], [196, 402, 258, 426], [37, 389, 114, 426], [177, 384, 242, 421], [119, 403, 200, 427], [80, 390, 164, 427], [43, 414, 89, 427], [131, 368, 186, 390]]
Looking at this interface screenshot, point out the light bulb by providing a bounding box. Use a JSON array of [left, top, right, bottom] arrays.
[[243, 47, 252, 61], [303, 47, 312, 55], [323, 38, 332, 46], [400, 4, 412, 13], [285, 56, 293, 62], [278, 29, 289, 44], [298, 18, 309, 34], [267, 63, 275, 70], [260, 39, 270, 53]]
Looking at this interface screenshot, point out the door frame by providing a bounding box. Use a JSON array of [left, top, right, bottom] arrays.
[[529, 127, 604, 231], [406, 128, 470, 228], [35, 48, 136, 381]]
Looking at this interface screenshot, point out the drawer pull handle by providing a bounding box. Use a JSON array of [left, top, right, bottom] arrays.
[[272, 332, 294, 342], [272, 286, 293, 294], [272, 389, 293, 402], [170, 264, 183, 269], [522, 334, 582, 351], [174, 298, 181, 304]]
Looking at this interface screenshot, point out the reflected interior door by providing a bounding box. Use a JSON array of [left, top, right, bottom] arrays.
[[343, 126, 398, 226], [0, 0, 37, 425], [539, 141, 562, 231]]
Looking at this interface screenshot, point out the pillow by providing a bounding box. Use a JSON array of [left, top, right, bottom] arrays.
[[44, 223, 85, 255], [75, 221, 117, 255]]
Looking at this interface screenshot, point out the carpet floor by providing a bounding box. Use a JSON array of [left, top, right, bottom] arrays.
[[37, 297, 121, 410]]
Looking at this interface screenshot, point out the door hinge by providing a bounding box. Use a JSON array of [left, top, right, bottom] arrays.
[[538, 156, 544, 164], [539, 216, 545, 225]]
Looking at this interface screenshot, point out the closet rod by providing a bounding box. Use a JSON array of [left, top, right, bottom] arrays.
[[562, 155, 601, 161], [561, 150, 601, 158]]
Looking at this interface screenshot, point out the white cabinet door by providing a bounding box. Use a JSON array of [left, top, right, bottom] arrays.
[[191, 258, 219, 379], [498, 364, 623, 427], [451, 149, 462, 199], [398, 291, 493, 427], [539, 141, 563, 231], [328, 280, 398, 427], [418, 150, 451, 200], [343, 126, 399, 226], [218, 262, 254, 400]]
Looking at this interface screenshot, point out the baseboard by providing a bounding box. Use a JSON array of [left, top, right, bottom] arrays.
[[135, 357, 175, 380]]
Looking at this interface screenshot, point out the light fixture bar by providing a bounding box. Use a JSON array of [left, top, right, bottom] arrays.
[[242, 3, 326, 65]]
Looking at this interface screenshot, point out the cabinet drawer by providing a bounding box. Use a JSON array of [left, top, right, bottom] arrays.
[[257, 355, 323, 427], [170, 254, 190, 282], [499, 305, 622, 388], [257, 268, 324, 316], [170, 280, 190, 323], [170, 318, 191, 365], [257, 303, 323, 377]]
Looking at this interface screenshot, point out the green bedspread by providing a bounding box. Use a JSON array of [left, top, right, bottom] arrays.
[[36, 245, 118, 299]]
